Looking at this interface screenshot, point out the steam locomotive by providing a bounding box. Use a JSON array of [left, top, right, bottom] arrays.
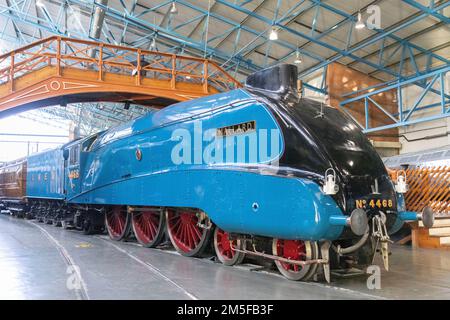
[[0, 64, 434, 282]]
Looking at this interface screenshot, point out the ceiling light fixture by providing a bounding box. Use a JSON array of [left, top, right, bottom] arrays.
[[294, 50, 302, 64], [269, 27, 278, 41], [36, 0, 45, 8], [355, 11, 365, 29], [150, 38, 157, 50], [170, 2, 178, 14]]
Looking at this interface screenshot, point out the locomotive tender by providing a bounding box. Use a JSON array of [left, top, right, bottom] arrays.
[[0, 64, 434, 282]]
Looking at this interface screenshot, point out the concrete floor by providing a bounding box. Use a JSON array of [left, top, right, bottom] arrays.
[[1, 214, 450, 300]]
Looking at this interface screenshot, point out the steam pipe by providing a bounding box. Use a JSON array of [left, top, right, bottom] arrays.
[[332, 227, 370, 255]]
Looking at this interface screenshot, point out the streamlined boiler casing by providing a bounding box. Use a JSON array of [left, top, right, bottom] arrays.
[[60, 65, 401, 242]]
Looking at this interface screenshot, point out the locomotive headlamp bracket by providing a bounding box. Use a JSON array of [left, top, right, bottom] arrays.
[[322, 168, 339, 195], [394, 170, 408, 194]]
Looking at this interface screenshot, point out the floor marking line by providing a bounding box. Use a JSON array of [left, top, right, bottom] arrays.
[[28, 221, 90, 300], [101, 235, 382, 299], [96, 236, 198, 300]]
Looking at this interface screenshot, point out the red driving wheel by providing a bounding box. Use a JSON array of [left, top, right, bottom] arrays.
[[272, 238, 318, 281], [131, 209, 165, 247], [105, 206, 131, 241], [166, 208, 212, 257], [213, 227, 245, 266]]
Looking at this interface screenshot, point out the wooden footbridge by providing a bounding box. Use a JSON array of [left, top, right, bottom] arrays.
[[0, 36, 241, 117]]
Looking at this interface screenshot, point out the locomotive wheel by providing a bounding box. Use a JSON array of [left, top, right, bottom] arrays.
[[105, 206, 131, 241], [61, 220, 74, 230], [53, 219, 62, 227], [272, 238, 319, 281], [82, 219, 96, 235], [166, 208, 212, 257], [131, 209, 166, 248], [213, 227, 245, 266]]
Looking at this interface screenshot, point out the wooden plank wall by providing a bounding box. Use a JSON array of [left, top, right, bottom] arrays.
[[326, 63, 399, 144], [390, 167, 450, 249]]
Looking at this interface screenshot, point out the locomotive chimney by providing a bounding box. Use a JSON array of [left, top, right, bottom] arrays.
[[245, 64, 298, 96]]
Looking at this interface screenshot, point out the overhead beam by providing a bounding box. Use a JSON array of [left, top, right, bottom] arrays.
[[296, 0, 450, 79], [402, 0, 450, 24], [347, 20, 446, 69]]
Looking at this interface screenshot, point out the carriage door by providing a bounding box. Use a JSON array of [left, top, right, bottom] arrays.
[[65, 143, 81, 199]]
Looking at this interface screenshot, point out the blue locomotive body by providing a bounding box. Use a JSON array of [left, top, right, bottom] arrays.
[[4, 64, 432, 281]]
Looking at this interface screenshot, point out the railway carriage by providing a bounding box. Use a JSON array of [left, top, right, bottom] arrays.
[[0, 158, 27, 216], [0, 64, 435, 281]]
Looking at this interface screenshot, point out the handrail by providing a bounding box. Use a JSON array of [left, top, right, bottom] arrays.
[[338, 66, 450, 133], [0, 36, 242, 94]]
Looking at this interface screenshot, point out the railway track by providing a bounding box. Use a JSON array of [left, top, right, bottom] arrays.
[[3, 210, 448, 300]]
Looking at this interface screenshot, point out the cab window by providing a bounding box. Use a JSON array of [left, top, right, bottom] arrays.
[[82, 134, 99, 152], [69, 144, 80, 165]]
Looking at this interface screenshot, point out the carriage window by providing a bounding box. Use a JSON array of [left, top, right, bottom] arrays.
[[69, 144, 80, 165], [82, 134, 99, 152]]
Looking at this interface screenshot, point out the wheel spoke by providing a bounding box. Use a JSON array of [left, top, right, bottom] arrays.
[[179, 223, 187, 245], [172, 217, 181, 232], [147, 219, 156, 239], [149, 215, 159, 237], [187, 223, 198, 246], [191, 222, 202, 240], [117, 215, 124, 233]]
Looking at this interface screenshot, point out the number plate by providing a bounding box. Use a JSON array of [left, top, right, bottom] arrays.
[[355, 198, 393, 210]]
